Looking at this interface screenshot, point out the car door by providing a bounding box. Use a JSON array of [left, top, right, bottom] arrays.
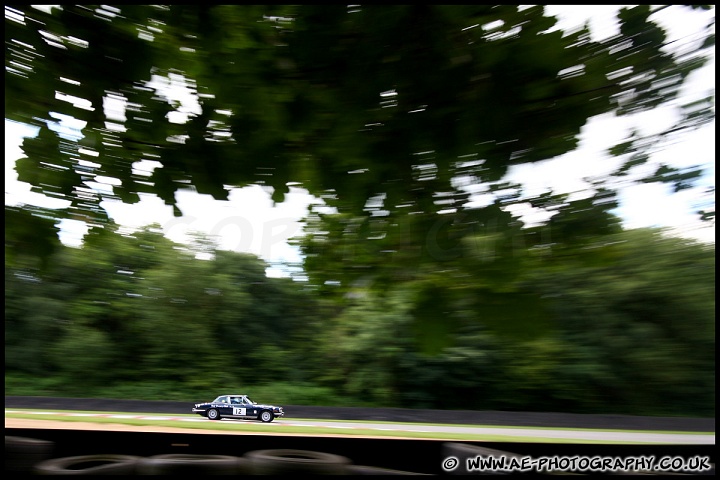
[[215, 396, 234, 417], [228, 397, 250, 418]]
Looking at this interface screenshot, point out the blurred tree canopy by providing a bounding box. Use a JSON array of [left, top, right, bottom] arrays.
[[4, 5, 715, 269]]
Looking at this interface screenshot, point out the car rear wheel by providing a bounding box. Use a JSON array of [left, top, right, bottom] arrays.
[[259, 410, 274, 423], [207, 408, 221, 420]]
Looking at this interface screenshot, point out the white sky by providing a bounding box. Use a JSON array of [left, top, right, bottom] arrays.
[[4, 5, 716, 276]]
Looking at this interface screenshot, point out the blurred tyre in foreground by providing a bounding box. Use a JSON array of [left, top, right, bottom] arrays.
[[244, 448, 352, 475], [137, 453, 249, 475], [5, 436, 55, 474], [33, 454, 140, 475], [348, 464, 435, 475]]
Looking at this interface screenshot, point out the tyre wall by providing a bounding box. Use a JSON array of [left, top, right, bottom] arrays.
[[6, 428, 717, 475]]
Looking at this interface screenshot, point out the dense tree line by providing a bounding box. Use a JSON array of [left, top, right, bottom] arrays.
[[5, 221, 714, 417]]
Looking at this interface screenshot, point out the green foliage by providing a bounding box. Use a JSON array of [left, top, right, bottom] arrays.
[[49, 324, 117, 386], [518, 229, 716, 416], [243, 383, 356, 407], [5, 206, 62, 271], [4, 270, 66, 374], [5, 373, 70, 397], [318, 292, 415, 404]]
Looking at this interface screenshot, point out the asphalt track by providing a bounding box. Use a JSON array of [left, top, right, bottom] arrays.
[[273, 419, 715, 444], [5, 396, 715, 433], [5, 409, 715, 445]]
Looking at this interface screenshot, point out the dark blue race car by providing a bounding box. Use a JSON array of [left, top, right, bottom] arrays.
[[192, 394, 284, 423]]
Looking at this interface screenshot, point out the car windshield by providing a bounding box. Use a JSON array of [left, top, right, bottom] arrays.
[[245, 397, 256, 405]]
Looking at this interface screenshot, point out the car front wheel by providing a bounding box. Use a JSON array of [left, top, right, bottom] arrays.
[[207, 409, 221, 421], [259, 411, 274, 423]]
